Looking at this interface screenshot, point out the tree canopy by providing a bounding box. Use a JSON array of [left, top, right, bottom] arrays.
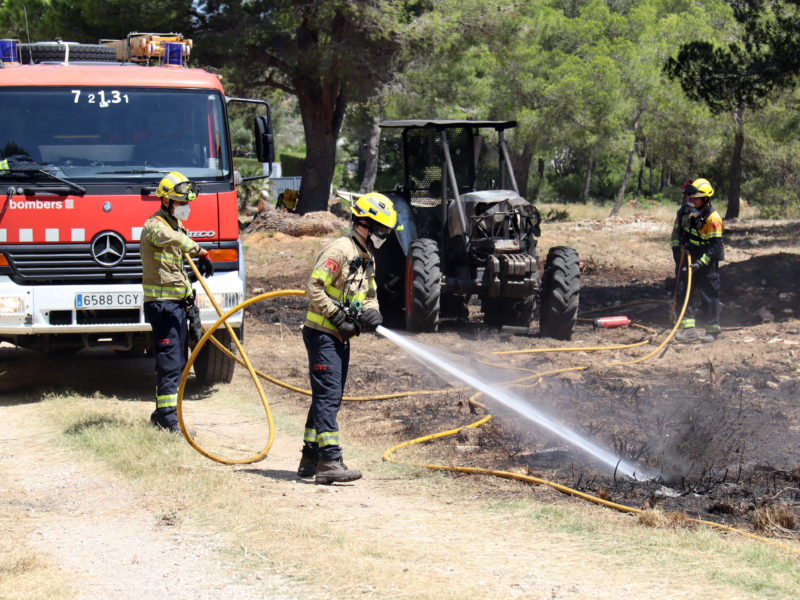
[[195, 0, 433, 213], [7, 0, 800, 217]]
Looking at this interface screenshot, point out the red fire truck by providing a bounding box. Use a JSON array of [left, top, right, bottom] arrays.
[[0, 37, 273, 383]]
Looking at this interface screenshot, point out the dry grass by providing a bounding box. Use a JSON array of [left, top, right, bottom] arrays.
[[21, 391, 800, 600], [0, 542, 69, 599], [638, 507, 695, 529], [536, 198, 761, 224], [753, 506, 798, 535]]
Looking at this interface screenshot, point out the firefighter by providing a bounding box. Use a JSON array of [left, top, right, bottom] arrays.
[[671, 177, 724, 343], [140, 171, 213, 433], [299, 192, 397, 484]]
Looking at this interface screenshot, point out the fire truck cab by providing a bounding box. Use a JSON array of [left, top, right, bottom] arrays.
[[0, 37, 273, 383]]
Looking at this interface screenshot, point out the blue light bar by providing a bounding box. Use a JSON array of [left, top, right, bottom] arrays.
[[163, 42, 184, 66], [0, 39, 20, 64]]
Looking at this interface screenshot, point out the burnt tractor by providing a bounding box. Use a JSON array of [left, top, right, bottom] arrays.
[[373, 119, 580, 339]]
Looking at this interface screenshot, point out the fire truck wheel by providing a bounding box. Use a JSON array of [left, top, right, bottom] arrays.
[[19, 42, 117, 64], [193, 327, 238, 384], [539, 246, 580, 340]]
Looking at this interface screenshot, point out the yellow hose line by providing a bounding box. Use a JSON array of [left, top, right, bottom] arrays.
[[670, 247, 686, 324], [493, 340, 648, 356], [382, 264, 800, 556], [176, 282, 457, 464], [176, 267, 304, 463], [605, 266, 691, 367], [174, 265, 800, 555], [382, 422, 800, 555], [188, 315, 457, 402]]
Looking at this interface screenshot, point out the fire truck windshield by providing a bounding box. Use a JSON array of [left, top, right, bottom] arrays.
[[0, 87, 231, 183]]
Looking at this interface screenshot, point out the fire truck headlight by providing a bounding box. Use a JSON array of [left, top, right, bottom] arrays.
[[0, 296, 24, 314]]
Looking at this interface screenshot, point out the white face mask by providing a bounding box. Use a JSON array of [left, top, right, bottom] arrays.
[[369, 233, 387, 249], [173, 204, 191, 221]]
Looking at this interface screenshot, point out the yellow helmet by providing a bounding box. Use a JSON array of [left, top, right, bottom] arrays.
[[351, 192, 397, 230], [686, 178, 713, 199], [156, 171, 198, 202]]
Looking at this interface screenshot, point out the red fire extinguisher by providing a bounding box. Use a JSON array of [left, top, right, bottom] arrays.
[[593, 316, 630, 328]]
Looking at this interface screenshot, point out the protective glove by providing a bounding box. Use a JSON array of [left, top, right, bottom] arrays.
[[360, 308, 383, 332], [198, 255, 214, 278], [186, 303, 202, 347], [329, 308, 359, 340], [185, 291, 203, 347], [690, 260, 703, 272]]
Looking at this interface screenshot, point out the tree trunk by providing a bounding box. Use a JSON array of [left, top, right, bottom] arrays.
[[726, 107, 743, 219], [636, 137, 646, 198], [295, 84, 347, 215], [580, 156, 594, 204], [610, 108, 641, 217], [358, 110, 381, 194], [610, 140, 636, 217]]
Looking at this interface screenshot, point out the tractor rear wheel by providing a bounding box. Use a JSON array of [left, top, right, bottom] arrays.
[[539, 246, 580, 340], [405, 238, 441, 332]]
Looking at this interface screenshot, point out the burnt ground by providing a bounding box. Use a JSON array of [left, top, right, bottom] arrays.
[[241, 221, 800, 537], [1, 219, 798, 540]]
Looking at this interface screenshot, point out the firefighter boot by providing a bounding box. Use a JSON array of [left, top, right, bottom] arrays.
[[297, 453, 318, 478], [315, 458, 362, 485], [674, 327, 700, 344], [150, 410, 195, 439]]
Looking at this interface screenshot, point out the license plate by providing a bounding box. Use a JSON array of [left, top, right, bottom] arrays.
[[75, 292, 141, 309]]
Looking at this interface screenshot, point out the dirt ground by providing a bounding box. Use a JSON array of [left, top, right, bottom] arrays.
[[240, 216, 800, 534], [2, 211, 800, 598]]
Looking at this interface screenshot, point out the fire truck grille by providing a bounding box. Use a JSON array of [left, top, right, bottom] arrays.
[[5, 244, 143, 285]]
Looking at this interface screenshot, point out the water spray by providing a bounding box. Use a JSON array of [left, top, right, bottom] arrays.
[[376, 325, 652, 481]]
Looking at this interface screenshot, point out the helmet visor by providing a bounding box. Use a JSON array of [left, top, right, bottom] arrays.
[[173, 181, 198, 197], [371, 224, 392, 239]]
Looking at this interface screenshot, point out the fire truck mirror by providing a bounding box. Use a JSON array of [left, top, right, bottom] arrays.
[[254, 115, 275, 165]]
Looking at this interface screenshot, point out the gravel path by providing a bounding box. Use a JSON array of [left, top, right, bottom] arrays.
[[0, 402, 297, 600]]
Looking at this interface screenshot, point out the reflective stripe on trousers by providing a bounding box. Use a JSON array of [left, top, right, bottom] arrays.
[[144, 300, 188, 422], [302, 325, 349, 461]]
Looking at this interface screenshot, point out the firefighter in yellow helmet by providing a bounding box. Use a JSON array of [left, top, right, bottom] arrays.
[[299, 192, 397, 483], [671, 177, 724, 343], [140, 172, 213, 433]]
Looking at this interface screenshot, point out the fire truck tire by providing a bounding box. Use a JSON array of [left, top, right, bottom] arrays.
[[405, 238, 441, 332], [539, 246, 580, 340], [19, 42, 117, 64], [193, 327, 238, 384]]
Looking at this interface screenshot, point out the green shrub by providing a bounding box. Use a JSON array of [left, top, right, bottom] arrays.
[[233, 157, 267, 209], [280, 152, 306, 176], [542, 207, 570, 222]]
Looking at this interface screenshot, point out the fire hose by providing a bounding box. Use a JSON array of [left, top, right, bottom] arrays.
[[177, 254, 800, 556]]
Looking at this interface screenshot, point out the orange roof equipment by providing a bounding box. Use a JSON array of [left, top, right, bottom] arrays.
[[100, 32, 193, 65]]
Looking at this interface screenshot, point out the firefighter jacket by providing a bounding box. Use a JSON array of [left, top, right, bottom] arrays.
[[140, 207, 202, 302], [305, 231, 379, 343], [671, 201, 724, 267]]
